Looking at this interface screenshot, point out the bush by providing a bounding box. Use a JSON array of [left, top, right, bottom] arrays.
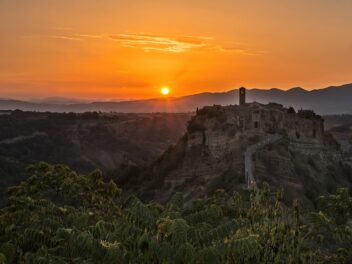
[[1, 163, 351, 263], [206, 168, 244, 195]]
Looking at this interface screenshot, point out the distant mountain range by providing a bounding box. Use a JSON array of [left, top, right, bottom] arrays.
[[1, 83, 352, 114], [28, 97, 90, 105], [28, 97, 127, 105]]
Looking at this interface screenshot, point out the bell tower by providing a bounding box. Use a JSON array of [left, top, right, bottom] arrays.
[[239, 87, 246, 105]]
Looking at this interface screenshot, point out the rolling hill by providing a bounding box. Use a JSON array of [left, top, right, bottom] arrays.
[[1, 83, 352, 114]]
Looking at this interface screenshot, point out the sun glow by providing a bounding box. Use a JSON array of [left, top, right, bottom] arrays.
[[161, 87, 170, 95]]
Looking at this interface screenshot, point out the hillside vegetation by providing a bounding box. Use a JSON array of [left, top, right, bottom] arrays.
[[0, 111, 191, 205], [0, 163, 351, 263]]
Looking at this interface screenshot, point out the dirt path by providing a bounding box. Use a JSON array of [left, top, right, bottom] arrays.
[[244, 134, 282, 188]]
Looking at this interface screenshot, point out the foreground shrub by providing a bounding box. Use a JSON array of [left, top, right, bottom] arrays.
[[0, 163, 351, 263]]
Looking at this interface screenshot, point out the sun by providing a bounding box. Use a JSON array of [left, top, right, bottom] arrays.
[[161, 87, 170, 95]]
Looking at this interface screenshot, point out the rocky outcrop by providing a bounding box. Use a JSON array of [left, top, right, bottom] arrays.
[[245, 134, 282, 188], [141, 103, 351, 204]]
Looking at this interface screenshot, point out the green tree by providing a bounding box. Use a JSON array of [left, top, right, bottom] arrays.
[[0, 163, 351, 263]]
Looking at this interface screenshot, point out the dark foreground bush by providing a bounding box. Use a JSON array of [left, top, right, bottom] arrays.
[[0, 163, 351, 263]]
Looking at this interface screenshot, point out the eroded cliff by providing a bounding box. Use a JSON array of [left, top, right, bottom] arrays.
[[138, 103, 351, 204]]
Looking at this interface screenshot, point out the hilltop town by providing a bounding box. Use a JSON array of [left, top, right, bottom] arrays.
[[135, 88, 348, 204]]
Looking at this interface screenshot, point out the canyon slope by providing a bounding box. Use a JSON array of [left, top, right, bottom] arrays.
[[0, 111, 191, 205], [132, 103, 352, 204]]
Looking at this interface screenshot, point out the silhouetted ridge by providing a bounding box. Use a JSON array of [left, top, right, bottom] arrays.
[[1, 83, 352, 114]]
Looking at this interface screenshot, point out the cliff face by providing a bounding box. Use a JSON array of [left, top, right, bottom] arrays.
[[327, 119, 352, 167], [142, 103, 350, 204]]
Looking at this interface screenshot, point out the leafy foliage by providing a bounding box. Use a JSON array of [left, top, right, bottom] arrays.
[[0, 163, 351, 263]]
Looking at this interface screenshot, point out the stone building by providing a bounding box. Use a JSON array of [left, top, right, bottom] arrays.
[[233, 88, 324, 143], [188, 88, 325, 149], [239, 103, 323, 141]]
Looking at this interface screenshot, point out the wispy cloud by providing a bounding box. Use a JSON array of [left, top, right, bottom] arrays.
[[24, 31, 261, 55], [49, 35, 83, 41], [22, 34, 83, 41], [213, 45, 264, 55], [52, 27, 75, 31], [108, 33, 210, 53]]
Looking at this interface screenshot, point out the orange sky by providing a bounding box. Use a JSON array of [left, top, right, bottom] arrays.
[[0, 0, 352, 100]]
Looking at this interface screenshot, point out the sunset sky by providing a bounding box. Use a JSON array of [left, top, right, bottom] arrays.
[[1, 0, 352, 100]]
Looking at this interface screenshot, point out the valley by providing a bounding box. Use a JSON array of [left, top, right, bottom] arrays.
[[1, 108, 352, 206], [0, 110, 191, 205]]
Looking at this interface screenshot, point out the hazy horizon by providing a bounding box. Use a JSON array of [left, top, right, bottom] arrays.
[[2, 82, 352, 102]]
